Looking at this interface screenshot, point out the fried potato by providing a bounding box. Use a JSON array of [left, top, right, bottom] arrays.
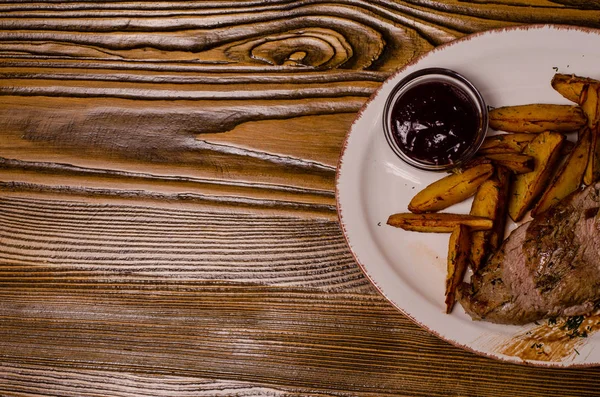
[[468, 166, 511, 272], [457, 156, 492, 171], [468, 181, 496, 272], [580, 83, 600, 128], [489, 166, 511, 251], [532, 127, 592, 216], [489, 104, 586, 133], [551, 73, 600, 104], [508, 131, 565, 222], [478, 133, 536, 154], [580, 84, 600, 186], [445, 224, 471, 313], [386, 213, 493, 233], [583, 125, 600, 185], [408, 163, 494, 213], [482, 153, 534, 174], [479, 136, 572, 157]]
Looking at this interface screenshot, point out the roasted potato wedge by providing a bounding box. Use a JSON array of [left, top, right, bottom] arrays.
[[583, 125, 600, 185], [468, 180, 497, 272], [551, 73, 600, 104], [457, 156, 492, 171], [532, 127, 592, 216], [445, 224, 471, 313], [508, 131, 565, 222], [580, 83, 600, 128], [591, 127, 600, 184], [489, 104, 586, 133], [489, 166, 511, 251], [482, 153, 534, 174], [580, 84, 600, 186], [408, 163, 494, 213], [386, 213, 493, 233], [468, 166, 511, 271], [478, 133, 536, 154]]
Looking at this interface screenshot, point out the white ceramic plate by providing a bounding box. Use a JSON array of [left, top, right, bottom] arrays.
[[336, 25, 600, 367]]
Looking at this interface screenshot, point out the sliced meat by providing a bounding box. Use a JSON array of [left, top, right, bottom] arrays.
[[459, 183, 600, 325]]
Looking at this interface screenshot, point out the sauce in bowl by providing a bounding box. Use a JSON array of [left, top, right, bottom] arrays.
[[383, 68, 487, 171]]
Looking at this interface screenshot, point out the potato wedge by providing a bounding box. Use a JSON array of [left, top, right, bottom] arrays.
[[468, 166, 511, 272], [468, 180, 497, 272], [478, 133, 536, 154], [408, 163, 494, 213], [457, 156, 492, 171], [489, 166, 511, 251], [508, 131, 565, 222], [482, 153, 534, 174], [580, 84, 600, 128], [532, 128, 592, 216], [551, 73, 600, 104], [386, 213, 493, 233], [592, 127, 600, 184], [445, 224, 471, 313], [489, 104, 586, 133], [584, 127, 597, 185], [583, 125, 600, 185], [580, 84, 600, 186]]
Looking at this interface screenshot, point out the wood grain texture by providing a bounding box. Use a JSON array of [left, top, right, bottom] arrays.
[[1, 0, 598, 214], [0, 195, 370, 291], [2, 285, 600, 397], [2, 1, 600, 396], [1, 364, 376, 397]]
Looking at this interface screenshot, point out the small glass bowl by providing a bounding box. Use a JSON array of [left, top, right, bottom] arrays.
[[382, 68, 488, 172]]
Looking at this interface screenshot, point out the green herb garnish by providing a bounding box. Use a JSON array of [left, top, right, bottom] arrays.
[[565, 315, 585, 331]]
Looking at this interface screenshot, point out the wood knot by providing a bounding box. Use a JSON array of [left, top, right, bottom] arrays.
[[226, 28, 354, 69]]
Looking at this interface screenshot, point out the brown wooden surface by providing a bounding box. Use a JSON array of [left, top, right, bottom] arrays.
[[2, 1, 600, 396]]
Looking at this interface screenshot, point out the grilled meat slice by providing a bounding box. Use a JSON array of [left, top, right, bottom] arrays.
[[459, 183, 600, 325]]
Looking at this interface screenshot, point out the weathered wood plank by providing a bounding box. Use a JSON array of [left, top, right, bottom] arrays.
[[1, 286, 600, 397], [0, 195, 370, 291], [0, 363, 352, 397]]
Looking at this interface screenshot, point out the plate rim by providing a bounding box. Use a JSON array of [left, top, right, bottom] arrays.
[[335, 23, 600, 368]]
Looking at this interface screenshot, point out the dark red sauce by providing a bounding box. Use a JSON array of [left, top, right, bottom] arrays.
[[390, 81, 479, 166]]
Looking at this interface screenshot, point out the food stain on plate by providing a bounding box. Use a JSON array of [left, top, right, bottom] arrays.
[[408, 240, 446, 272], [497, 312, 600, 362]]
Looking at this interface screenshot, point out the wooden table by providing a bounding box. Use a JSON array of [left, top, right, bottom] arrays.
[[2, 1, 600, 396]]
